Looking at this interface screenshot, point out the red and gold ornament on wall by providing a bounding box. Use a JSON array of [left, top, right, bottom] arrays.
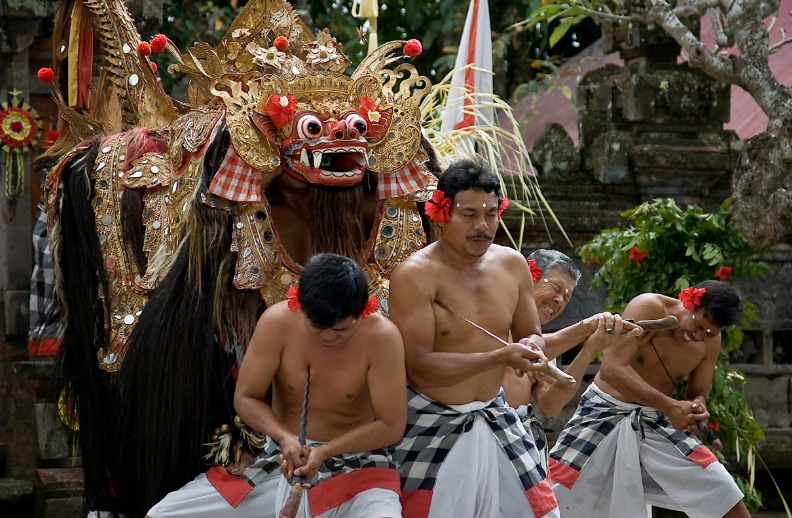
[[0, 90, 42, 199]]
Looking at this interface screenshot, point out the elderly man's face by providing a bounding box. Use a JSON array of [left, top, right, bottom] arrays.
[[533, 269, 576, 325]]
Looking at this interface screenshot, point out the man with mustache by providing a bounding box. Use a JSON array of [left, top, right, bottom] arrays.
[[550, 281, 751, 518], [388, 160, 559, 518]]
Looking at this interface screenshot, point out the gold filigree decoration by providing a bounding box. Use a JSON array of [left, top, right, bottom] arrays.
[[373, 198, 427, 276], [211, 73, 281, 173], [304, 30, 350, 74], [91, 135, 149, 372]]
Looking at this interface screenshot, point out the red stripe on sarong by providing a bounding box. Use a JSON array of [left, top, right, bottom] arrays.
[[548, 457, 580, 489], [525, 477, 558, 518], [307, 467, 400, 516], [687, 445, 718, 468], [205, 465, 253, 508], [27, 338, 61, 356], [400, 489, 433, 518]]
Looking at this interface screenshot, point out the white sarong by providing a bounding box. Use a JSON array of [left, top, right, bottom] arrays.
[[549, 383, 744, 518]]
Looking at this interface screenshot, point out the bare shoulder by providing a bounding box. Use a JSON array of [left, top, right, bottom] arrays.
[[360, 313, 405, 358], [624, 293, 672, 320], [390, 245, 438, 289], [249, 301, 291, 349], [488, 244, 530, 279]]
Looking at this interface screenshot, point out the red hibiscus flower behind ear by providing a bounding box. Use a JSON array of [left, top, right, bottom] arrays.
[[498, 196, 510, 219], [528, 259, 542, 282], [264, 94, 298, 129], [286, 285, 301, 312], [714, 266, 732, 281], [361, 296, 378, 318], [425, 189, 452, 224], [679, 286, 706, 311]]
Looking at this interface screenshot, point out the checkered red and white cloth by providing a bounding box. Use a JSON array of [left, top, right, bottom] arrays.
[[208, 146, 262, 202], [377, 157, 437, 201]]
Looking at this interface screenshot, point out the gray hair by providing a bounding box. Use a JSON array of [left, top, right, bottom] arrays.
[[527, 249, 581, 286]]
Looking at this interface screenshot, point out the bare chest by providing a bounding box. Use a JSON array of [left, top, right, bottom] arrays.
[[633, 334, 707, 385], [274, 343, 372, 412], [433, 276, 516, 350]]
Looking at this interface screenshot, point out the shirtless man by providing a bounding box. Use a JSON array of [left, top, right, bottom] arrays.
[[388, 159, 559, 518], [503, 249, 640, 468], [550, 280, 750, 518], [146, 253, 406, 518]]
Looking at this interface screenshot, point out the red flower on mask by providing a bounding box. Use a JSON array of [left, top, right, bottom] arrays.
[[629, 246, 648, 267], [138, 42, 152, 56], [361, 296, 378, 318], [425, 189, 452, 224], [528, 259, 542, 282], [404, 39, 422, 57], [273, 36, 290, 52], [714, 266, 732, 281], [679, 286, 706, 311], [498, 196, 510, 219], [286, 285, 301, 312], [264, 94, 298, 129], [37, 68, 55, 83], [360, 97, 381, 126], [151, 34, 168, 53]]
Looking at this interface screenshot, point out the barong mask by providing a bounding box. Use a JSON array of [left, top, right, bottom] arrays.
[[209, 21, 430, 189]]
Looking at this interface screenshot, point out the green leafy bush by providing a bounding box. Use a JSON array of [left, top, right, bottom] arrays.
[[579, 199, 769, 514]]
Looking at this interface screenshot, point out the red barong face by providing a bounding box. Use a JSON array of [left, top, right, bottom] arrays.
[[280, 109, 371, 186]]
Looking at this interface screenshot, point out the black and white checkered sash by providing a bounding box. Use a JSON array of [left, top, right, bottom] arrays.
[[237, 437, 396, 489], [549, 383, 705, 485], [391, 386, 548, 493], [517, 404, 548, 467]]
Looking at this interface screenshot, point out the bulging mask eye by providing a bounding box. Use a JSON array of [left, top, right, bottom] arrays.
[[297, 114, 323, 140], [345, 113, 368, 136]]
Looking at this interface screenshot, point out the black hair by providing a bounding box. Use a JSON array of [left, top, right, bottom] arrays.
[[696, 280, 741, 327], [527, 249, 581, 285], [436, 159, 501, 203], [298, 253, 369, 328]]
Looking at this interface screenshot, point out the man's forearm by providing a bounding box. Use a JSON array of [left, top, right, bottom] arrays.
[[409, 349, 502, 389], [599, 365, 676, 412], [235, 395, 294, 445], [543, 323, 592, 360]]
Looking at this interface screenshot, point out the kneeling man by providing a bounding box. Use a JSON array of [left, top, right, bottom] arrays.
[[147, 253, 407, 518], [389, 159, 559, 518], [550, 280, 750, 518]]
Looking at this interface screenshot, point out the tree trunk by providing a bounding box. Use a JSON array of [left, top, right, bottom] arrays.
[[730, 123, 792, 250]]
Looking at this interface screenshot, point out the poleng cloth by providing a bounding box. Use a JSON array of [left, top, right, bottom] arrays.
[[517, 404, 548, 470], [548, 382, 717, 491], [549, 383, 742, 518], [391, 387, 556, 518], [207, 437, 400, 515]]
